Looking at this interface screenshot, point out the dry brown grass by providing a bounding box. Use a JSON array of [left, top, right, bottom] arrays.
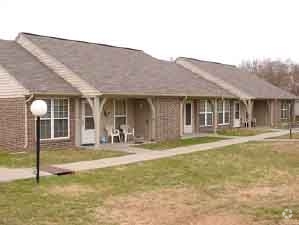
[[48, 184, 96, 197], [96, 187, 254, 225], [96, 178, 299, 225], [267, 141, 299, 155]]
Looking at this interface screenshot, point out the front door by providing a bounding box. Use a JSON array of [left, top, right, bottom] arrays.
[[184, 102, 193, 133], [134, 99, 149, 139], [81, 101, 96, 144], [233, 101, 241, 128]]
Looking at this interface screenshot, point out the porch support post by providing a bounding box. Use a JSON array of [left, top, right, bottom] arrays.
[[213, 98, 218, 134], [268, 100, 274, 127], [94, 96, 108, 147], [244, 99, 253, 128], [74, 98, 81, 147], [146, 97, 156, 141], [94, 96, 101, 147]]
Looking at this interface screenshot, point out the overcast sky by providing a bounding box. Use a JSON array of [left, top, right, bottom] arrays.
[[1, 0, 299, 65]]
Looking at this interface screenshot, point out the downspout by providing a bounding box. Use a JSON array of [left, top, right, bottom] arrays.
[[24, 94, 34, 149]]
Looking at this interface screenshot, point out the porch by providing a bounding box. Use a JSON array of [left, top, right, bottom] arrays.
[[180, 98, 291, 137], [76, 97, 156, 147]]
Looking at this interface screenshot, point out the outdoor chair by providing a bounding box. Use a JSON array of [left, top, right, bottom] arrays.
[[105, 126, 121, 144], [120, 124, 135, 143], [243, 118, 257, 128]]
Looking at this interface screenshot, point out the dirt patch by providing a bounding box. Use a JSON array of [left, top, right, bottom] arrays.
[[48, 184, 96, 197], [96, 181, 299, 225], [268, 142, 299, 155], [96, 187, 254, 225]]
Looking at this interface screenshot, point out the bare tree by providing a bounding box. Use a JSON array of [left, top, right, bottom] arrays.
[[240, 59, 299, 95]]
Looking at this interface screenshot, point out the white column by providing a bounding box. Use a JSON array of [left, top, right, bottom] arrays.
[[94, 96, 101, 147], [247, 100, 253, 128], [213, 99, 218, 134], [74, 98, 81, 147], [146, 97, 156, 140]]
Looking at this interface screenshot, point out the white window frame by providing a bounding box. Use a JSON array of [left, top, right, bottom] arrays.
[[40, 98, 70, 141], [199, 100, 213, 127], [280, 102, 289, 120], [218, 100, 230, 125], [113, 99, 127, 129]]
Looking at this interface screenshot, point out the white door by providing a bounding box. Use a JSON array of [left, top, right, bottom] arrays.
[[81, 101, 96, 144], [233, 101, 241, 128], [184, 102, 193, 133]]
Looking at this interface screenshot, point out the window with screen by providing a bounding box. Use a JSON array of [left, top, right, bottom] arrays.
[[40, 98, 69, 140]]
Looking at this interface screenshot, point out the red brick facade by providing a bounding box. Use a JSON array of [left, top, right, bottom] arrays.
[[0, 96, 296, 151], [155, 97, 181, 141], [0, 97, 76, 151], [0, 98, 26, 151]]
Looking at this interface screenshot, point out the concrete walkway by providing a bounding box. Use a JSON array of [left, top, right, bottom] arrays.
[[0, 129, 297, 183], [0, 168, 51, 182]]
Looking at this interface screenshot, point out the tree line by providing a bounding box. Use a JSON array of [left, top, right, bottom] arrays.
[[240, 59, 299, 95]]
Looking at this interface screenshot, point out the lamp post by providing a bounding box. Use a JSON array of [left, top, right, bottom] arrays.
[[30, 100, 47, 183]]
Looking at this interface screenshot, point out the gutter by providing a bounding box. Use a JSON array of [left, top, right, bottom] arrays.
[[24, 94, 34, 149]]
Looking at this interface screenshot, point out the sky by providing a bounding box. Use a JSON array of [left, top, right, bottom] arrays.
[[1, 0, 299, 65]]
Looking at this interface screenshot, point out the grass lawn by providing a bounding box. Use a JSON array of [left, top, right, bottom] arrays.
[[1, 141, 299, 225], [0, 148, 128, 168], [217, 128, 273, 136], [135, 136, 227, 150]]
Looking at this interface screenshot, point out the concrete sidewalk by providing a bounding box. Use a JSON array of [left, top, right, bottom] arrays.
[[0, 129, 296, 183], [0, 168, 51, 182]]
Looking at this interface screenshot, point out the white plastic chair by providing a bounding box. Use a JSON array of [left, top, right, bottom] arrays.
[[105, 125, 121, 144], [120, 124, 135, 143]]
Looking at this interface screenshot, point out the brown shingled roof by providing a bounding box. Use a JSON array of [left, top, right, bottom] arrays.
[[179, 58, 296, 99], [21, 33, 235, 98], [0, 39, 79, 95]]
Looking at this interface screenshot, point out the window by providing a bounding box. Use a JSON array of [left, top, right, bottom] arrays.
[[40, 98, 69, 140], [199, 100, 213, 127], [84, 103, 94, 130], [114, 99, 127, 129], [234, 102, 240, 119], [280, 102, 289, 120], [185, 103, 192, 125], [40, 99, 51, 139], [218, 100, 230, 125]]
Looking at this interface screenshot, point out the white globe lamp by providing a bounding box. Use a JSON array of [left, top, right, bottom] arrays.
[[30, 100, 47, 184], [30, 100, 47, 117]]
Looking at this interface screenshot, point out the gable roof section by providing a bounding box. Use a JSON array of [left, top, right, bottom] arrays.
[[177, 57, 296, 100], [0, 40, 79, 96], [19, 33, 235, 98], [16, 34, 100, 96], [0, 63, 28, 98]]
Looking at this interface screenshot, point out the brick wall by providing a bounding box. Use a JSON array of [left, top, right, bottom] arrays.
[[26, 97, 76, 151], [273, 99, 295, 128], [155, 97, 181, 141], [0, 98, 26, 151]]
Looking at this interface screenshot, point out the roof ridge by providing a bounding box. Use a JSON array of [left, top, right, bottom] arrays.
[[20, 32, 143, 53], [177, 57, 237, 68]]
